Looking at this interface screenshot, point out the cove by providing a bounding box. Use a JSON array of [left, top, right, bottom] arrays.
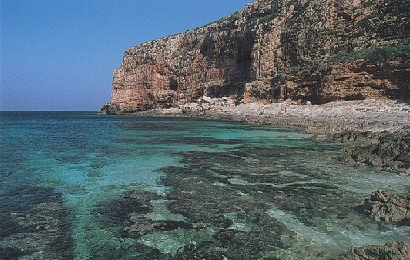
[[0, 112, 409, 259]]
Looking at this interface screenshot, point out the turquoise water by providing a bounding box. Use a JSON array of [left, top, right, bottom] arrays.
[[1, 112, 409, 259]]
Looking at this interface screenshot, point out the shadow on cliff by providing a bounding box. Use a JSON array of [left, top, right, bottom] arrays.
[[200, 27, 255, 99]]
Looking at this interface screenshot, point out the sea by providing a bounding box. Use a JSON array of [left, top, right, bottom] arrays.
[[1, 111, 409, 259]]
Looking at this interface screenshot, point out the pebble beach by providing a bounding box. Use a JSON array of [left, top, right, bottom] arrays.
[[135, 98, 410, 138]]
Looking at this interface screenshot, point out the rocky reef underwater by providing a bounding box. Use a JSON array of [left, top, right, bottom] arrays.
[[95, 141, 410, 259], [1, 113, 409, 259]]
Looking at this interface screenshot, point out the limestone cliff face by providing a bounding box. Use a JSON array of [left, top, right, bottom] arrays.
[[102, 0, 410, 114]]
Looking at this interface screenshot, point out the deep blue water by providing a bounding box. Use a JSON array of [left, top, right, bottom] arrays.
[[1, 112, 409, 259]]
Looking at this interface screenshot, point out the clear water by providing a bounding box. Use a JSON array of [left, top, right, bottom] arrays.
[[0, 112, 409, 259]]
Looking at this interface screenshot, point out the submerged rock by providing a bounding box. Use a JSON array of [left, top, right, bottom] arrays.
[[92, 140, 410, 259], [356, 189, 410, 222], [0, 186, 73, 260], [341, 241, 410, 260]]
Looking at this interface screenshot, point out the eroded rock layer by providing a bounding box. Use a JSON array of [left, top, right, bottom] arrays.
[[102, 0, 410, 114]]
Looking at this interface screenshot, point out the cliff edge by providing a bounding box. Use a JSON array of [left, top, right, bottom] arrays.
[[102, 0, 409, 114]]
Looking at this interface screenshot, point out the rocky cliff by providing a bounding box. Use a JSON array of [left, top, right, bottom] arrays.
[[102, 0, 410, 114]]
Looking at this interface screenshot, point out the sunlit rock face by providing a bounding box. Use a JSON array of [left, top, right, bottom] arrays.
[[102, 0, 410, 114]]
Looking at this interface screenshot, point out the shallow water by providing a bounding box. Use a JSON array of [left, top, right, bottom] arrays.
[[0, 112, 409, 259]]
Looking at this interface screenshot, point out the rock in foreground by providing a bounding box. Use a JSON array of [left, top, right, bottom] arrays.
[[341, 130, 410, 173], [341, 241, 410, 260], [356, 189, 410, 223]]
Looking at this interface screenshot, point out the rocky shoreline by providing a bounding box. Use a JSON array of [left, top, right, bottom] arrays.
[[356, 190, 410, 224], [341, 190, 410, 259], [341, 130, 410, 173], [118, 98, 410, 173], [100, 0, 410, 256], [103, 98, 410, 258], [95, 137, 410, 259], [127, 98, 409, 138]]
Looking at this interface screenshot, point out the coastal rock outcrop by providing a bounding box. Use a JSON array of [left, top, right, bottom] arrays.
[[356, 189, 410, 223], [341, 241, 410, 260], [341, 130, 410, 172], [102, 0, 410, 114]]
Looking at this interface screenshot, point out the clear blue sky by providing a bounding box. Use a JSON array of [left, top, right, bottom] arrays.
[[0, 0, 254, 111]]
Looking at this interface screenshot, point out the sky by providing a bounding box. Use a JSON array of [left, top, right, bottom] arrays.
[[0, 0, 254, 111]]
